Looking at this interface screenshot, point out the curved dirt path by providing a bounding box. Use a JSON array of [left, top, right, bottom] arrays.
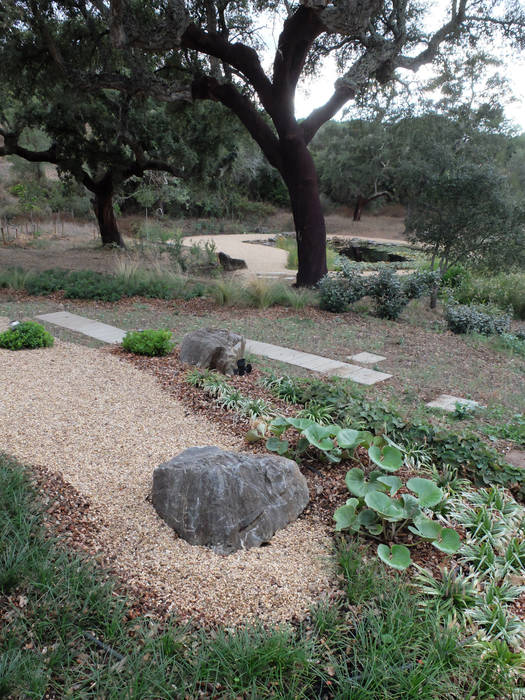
[[0, 342, 334, 625], [184, 233, 292, 275]]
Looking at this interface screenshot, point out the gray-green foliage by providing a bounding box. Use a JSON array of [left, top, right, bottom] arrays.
[[445, 303, 512, 335], [318, 265, 438, 319]]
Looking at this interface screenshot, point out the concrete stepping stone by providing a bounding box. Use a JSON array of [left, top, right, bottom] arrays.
[[245, 339, 391, 385], [426, 394, 481, 412], [36, 312, 126, 344], [348, 352, 386, 364], [35, 312, 392, 386]]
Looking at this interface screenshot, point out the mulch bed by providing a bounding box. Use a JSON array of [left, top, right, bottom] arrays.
[[108, 346, 450, 578]]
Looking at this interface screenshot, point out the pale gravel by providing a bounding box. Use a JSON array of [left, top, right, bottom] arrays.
[[0, 341, 335, 625]]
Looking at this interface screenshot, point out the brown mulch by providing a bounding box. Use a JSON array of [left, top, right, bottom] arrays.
[[108, 346, 452, 580]]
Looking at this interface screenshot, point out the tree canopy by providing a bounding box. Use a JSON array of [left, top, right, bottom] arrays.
[[1, 0, 524, 281]]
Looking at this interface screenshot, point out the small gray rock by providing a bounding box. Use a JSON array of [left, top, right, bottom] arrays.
[[152, 447, 309, 554], [179, 327, 245, 375]]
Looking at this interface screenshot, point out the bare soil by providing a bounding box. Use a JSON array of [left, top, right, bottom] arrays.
[[0, 210, 407, 275]]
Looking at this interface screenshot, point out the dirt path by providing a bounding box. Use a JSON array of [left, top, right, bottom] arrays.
[[0, 341, 333, 625]]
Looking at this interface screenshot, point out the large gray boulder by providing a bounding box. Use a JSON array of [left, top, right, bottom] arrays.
[[179, 328, 245, 375], [152, 446, 309, 554]]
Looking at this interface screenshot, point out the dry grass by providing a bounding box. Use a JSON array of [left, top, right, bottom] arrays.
[[0, 341, 334, 625]]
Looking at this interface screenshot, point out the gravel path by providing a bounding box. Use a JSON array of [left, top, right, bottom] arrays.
[[0, 342, 334, 625]]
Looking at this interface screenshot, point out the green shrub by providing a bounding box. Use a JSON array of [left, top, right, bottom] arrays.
[[453, 272, 525, 320], [318, 265, 367, 312], [445, 303, 512, 336], [121, 329, 173, 356], [367, 268, 408, 319], [24, 268, 70, 295], [0, 321, 54, 350]]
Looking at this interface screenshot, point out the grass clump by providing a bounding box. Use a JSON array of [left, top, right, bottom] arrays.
[[275, 235, 340, 271], [0, 321, 54, 350], [122, 329, 174, 356], [1, 454, 520, 698], [453, 271, 525, 320]]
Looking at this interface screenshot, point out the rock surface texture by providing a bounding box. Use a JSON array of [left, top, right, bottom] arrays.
[[179, 328, 246, 375], [152, 446, 309, 554], [218, 251, 247, 271]]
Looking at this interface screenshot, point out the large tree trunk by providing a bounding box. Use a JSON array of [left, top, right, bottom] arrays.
[[92, 182, 125, 248], [281, 137, 327, 287]]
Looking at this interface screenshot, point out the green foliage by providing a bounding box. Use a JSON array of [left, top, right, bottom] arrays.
[[318, 265, 437, 318], [266, 415, 400, 468], [185, 368, 275, 421], [275, 235, 340, 272], [452, 272, 525, 320], [261, 372, 525, 501], [483, 414, 525, 446], [414, 567, 479, 625], [3, 453, 514, 699], [0, 321, 53, 350], [8, 267, 206, 302], [121, 329, 173, 356], [335, 464, 459, 570], [445, 303, 512, 336]]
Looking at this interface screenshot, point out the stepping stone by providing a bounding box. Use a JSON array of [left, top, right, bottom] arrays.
[[348, 352, 386, 364], [35, 311, 393, 386], [426, 394, 481, 412], [36, 312, 126, 344], [245, 339, 391, 385], [505, 449, 525, 470]]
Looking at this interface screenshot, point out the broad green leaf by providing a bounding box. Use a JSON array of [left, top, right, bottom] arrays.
[[377, 476, 403, 496], [325, 448, 342, 463], [286, 417, 315, 431], [303, 425, 336, 451], [368, 445, 403, 472], [408, 516, 442, 540], [269, 417, 289, 437], [245, 429, 262, 444], [356, 430, 374, 447], [365, 491, 407, 522], [432, 528, 461, 554], [334, 499, 359, 531], [401, 494, 421, 519], [265, 437, 289, 455], [345, 468, 367, 497], [358, 509, 383, 535], [377, 544, 412, 571], [295, 436, 310, 455], [336, 428, 362, 450], [345, 469, 386, 498], [406, 478, 443, 508]]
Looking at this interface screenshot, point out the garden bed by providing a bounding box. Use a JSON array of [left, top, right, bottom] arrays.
[[0, 341, 335, 625]]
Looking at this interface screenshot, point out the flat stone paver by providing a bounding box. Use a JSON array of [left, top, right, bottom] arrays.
[[426, 394, 481, 412], [36, 312, 126, 344], [348, 352, 386, 364], [36, 312, 392, 386], [245, 339, 391, 385]]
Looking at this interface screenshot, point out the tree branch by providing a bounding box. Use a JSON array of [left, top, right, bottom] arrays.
[[182, 24, 273, 110], [273, 6, 324, 97], [395, 0, 467, 71], [301, 87, 355, 144], [191, 76, 283, 172]]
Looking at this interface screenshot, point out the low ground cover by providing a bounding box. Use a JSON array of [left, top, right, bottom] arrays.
[[1, 453, 522, 698]]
